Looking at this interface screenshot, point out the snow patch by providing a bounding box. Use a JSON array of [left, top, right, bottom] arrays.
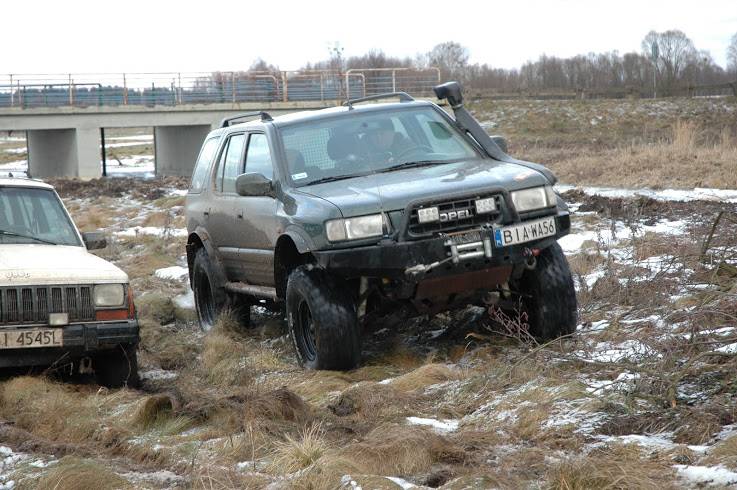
[[174, 289, 194, 310], [115, 226, 187, 238], [140, 369, 178, 381], [675, 464, 737, 487], [716, 342, 737, 354], [385, 476, 417, 489], [154, 266, 189, 281], [406, 416, 459, 433]]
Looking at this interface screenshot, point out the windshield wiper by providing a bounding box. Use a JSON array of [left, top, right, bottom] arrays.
[[304, 173, 367, 186], [0, 230, 58, 245], [375, 159, 460, 174]]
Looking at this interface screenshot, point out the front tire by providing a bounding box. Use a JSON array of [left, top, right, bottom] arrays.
[[192, 248, 227, 331], [286, 266, 361, 370], [95, 344, 140, 388], [516, 242, 577, 340]]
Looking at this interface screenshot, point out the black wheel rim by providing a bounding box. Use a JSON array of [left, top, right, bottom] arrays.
[[194, 268, 215, 329], [297, 299, 317, 362]]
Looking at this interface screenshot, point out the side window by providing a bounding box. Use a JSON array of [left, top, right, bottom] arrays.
[[221, 134, 246, 194], [244, 134, 273, 180], [189, 136, 221, 193]]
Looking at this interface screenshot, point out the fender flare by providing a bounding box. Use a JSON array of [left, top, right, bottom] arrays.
[[186, 227, 228, 290], [282, 226, 316, 254]]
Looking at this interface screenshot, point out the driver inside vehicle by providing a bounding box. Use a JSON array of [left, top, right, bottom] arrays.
[[361, 118, 412, 163]]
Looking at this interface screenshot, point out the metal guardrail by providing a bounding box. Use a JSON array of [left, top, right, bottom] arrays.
[[0, 68, 441, 109]]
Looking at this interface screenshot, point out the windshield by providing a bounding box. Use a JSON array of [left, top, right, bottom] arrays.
[[0, 187, 81, 246], [280, 106, 478, 186]]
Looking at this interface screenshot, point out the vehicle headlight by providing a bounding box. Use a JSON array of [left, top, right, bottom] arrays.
[[326, 214, 385, 242], [94, 284, 126, 307], [510, 186, 556, 212]]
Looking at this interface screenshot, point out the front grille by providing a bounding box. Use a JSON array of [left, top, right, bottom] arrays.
[[408, 195, 503, 237], [0, 285, 95, 326]]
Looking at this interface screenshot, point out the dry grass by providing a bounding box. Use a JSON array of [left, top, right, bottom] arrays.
[[69, 204, 116, 231], [703, 434, 737, 469], [242, 387, 313, 424], [336, 424, 465, 476], [327, 381, 417, 421], [269, 423, 329, 474], [388, 363, 464, 392], [129, 394, 193, 435], [0, 377, 105, 444], [545, 444, 677, 489], [34, 457, 131, 490], [548, 121, 737, 188]]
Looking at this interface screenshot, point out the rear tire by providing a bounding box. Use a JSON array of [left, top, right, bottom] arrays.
[[516, 242, 577, 340], [95, 344, 140, 388], [192, 248, 227, 331], [286, 266, 361, 370]]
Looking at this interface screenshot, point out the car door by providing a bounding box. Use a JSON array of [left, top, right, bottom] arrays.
[[233, 132, 279, 286], [208, 132, 247, 279]]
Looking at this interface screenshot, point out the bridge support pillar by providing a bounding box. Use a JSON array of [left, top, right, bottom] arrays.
[[154, 125, 211, 177], [27, 128, 101, 179]]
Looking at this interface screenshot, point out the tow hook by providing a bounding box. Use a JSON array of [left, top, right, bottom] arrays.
[[79, 356, 94, 374], [523, 248, 537, 270]]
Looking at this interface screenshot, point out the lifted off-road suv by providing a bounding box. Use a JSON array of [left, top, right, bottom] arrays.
[[186, 82, 576, 370], [0, 177, 139, 387]]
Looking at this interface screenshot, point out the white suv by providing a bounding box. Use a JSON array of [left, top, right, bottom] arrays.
[[0, 177, 139, 387]]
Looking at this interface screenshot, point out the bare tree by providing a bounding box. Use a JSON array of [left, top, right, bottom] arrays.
[[428, 41, 470, 82], [248, 58, 279, 73], [728, 32, 737, 75], [642, 30, 696, 94]]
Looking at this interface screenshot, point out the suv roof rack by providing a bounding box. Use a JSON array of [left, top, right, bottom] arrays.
[[220, 111, 273, 128], [343, 92, 414, 108]]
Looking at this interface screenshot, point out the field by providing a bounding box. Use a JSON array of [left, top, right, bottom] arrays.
[[0, 96, 736, 489]]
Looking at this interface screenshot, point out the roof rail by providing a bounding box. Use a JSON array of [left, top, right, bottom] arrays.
[[343, 92, 414, 108], [220, 111, 273, 128]]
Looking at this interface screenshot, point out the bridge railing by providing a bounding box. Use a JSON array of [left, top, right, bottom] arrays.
[[0, 68, 441, 109]]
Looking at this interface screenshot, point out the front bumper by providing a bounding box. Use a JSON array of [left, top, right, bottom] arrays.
[[314, 211, 570, 279], [0, 319, 138, 368]]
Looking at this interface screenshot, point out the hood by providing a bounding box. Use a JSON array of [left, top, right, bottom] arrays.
[[0, 245, 128, 287], [297, 158, 550, 216]]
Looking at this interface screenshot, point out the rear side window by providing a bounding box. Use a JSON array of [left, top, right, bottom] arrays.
[[221, 134, 247, 194], [189, 136, 221, 193]]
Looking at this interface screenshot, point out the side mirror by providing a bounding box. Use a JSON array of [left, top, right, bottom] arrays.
[[491, 135, 508, 154], [82, 231, 107, 250], [236, 172, 273, 197]]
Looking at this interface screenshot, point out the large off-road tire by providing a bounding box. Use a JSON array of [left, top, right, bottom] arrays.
[[286, 266, 361, 370], [192, 248, 227, 331], [516, 242, 577, 340], [95, 343, 140, 388]]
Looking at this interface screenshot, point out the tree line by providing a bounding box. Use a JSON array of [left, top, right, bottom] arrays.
[[243, 30, 737, 97]]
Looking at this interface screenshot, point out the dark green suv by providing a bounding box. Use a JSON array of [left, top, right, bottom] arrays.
[[185, 82, 576, 370]]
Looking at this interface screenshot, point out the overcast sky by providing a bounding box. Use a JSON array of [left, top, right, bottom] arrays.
[[2, 0, 735, 74]]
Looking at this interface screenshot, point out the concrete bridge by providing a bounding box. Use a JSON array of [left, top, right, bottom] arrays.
[[0, 101, 334, 178], [0, 68, 442, 179]]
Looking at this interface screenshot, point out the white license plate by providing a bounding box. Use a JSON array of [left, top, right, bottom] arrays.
[[0, 329, 63, 349], [494, 217, 556, 247]]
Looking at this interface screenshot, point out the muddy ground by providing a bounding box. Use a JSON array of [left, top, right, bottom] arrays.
[[0, 177, 736, 489]]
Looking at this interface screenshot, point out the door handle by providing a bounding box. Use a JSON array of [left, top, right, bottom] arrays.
[[237, 211, 243, 219], [203, 210, 210, 218]]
